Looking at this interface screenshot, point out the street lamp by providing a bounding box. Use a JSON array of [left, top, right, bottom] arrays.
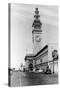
[[52, 50, 58, 74], [40, 59, 42, 70]]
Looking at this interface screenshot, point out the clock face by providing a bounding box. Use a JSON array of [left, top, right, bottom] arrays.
[[35, 35, 41, 42]]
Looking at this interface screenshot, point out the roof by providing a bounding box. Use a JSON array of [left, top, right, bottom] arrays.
[[35, 45, 48, 57], [25, 45, 48, 61], [32, 29, 42, 33]]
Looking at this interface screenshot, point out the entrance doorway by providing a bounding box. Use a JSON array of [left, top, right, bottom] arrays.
[[29, 63, 33, 71]]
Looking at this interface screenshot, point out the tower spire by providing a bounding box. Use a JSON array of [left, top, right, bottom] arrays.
[[32, 8, 42, 31], [34, 8, 40, 19]]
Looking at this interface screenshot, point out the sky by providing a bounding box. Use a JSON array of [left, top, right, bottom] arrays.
[[10, 4, 58, 69]]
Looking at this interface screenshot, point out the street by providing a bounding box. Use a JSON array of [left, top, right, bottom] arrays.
[[11, 71, 58, 87]]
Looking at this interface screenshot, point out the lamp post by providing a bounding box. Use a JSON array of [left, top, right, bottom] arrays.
[[40, 59, 42, 70], [52, 50, 58, 74], [53, 59, 54, 74], [52, 50, 55, 74]]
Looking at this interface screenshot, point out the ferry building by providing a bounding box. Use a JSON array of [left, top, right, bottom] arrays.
[[25, 8, 58, 73]]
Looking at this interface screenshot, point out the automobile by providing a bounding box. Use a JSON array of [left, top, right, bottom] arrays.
[[34, 69, 43, 73], [38, 69, 43, 72], [44, 69, 51, 74], [44, 66, 52, 74]]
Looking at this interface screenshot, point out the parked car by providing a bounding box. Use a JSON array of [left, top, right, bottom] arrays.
[[44, 66, 52, 74], [34, 68, 43, 73], [38, 69, 43, 72]]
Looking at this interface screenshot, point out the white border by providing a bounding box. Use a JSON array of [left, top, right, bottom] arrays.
[[0, 0, 60, 90]]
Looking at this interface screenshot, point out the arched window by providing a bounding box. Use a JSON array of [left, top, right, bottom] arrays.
[[40, 59, 43, 63]]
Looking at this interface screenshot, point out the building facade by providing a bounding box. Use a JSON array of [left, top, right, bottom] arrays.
[[34, 45, 48, 70], [25, 54, 34, 71], [25, 8, 58, 73]]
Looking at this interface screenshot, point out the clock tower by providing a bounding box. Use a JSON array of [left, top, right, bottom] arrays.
[[32, 8, 42, 54]]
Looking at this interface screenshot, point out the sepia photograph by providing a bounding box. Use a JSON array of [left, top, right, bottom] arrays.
[[8, 3, 59, 87]]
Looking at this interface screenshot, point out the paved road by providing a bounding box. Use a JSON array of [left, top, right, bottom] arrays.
[[11, 71, 58, 87]]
